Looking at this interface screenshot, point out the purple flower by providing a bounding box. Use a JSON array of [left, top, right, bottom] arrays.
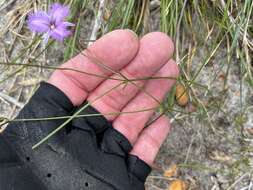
[[28, 3, 74, 43]]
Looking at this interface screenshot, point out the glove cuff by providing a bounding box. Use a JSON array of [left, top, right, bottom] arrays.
[[128, 155, 151, 182], [39, 82, 74, 112]]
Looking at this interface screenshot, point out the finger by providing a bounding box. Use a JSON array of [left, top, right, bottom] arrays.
[[48, 29, 139, 106], [113, 60, 179, 144], [88, 32, 174, 120], [130, 116, 170, 166]]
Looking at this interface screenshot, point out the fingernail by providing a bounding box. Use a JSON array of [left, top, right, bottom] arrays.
[[125, 29, 138, 39]]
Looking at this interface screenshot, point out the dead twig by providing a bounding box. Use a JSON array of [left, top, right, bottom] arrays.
[[0, 91, 24, 108], [89, 0, 106, 46]]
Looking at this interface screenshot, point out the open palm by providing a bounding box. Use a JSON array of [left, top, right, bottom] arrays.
[[48, 29, 179, 166]]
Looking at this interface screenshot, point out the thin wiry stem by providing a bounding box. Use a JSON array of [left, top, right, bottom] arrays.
[[0, 61, 179, 82], [32, 81, 124, 149], [1, 106, 187, 128], [12, 107, 157, 123], [79, 49, 167, 105]]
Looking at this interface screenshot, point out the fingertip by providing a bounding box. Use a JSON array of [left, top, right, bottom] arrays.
[[124, 29, 139, 40], [130, 116, 171, 166], [151, 32, 174, 51], [96, 29, 139, 44], [88, 29, 139, 64], [142, 32, 174, 60]]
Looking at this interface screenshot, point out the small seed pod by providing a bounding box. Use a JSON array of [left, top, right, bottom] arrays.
[[163, 164, 178, 178], [168, 179, 187, 190], [175, 83, 189, 107]]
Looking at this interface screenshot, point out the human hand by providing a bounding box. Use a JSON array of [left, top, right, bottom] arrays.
[[1, 29, 179, 190], [49, 29, 179, 166]]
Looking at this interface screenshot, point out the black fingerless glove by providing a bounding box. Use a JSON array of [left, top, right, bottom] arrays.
[[0, 82, 151, 190]]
